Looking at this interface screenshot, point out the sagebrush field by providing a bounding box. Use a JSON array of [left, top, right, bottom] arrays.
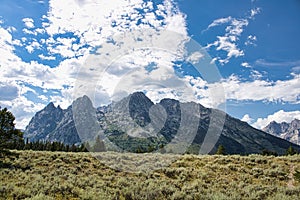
[[1, 151, 300, 199]]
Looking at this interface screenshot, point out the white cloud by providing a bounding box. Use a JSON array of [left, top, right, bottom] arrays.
[[255, 59, 300, 67], [42, 0, 188, 53], [186, 51, 204, 64], [7, 26, 17, 33], [213, 36, 244, 64], [250, 8, 261, 18], [245, 35, 257, 46], [207, 16, 232, 29], [0, 1, 295, 132], [184, 76, 225, 108], [22, 18, 35, 29], [184, 73, 300, 108], [250, 70, 263, 80], [0, 81, 19, 101], [23, 27, 45, 35], [241, 114, 253, 124], [0, 26, 14, 58], [25, 41, 41, 53], [226, 19, 248, 36], [241, 62, 251, 68], [205, 18, 248, 64], [38, 95, 48, 101], [0, 24, 82, 128], [205, 8, 260, 64], [0, 95, 45, 129], [253, 110, 300, 129], [292, 66, 300, 73], [38, 54, 56, 60], [222, 74, 300, 103], [0, 0, 191, 129]]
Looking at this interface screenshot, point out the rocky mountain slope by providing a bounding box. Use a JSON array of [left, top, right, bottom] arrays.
[[24, 92, 300, 155], [263, 119, 300, 145]]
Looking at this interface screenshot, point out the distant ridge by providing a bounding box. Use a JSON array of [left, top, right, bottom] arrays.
[[263, 119, 300, 145]]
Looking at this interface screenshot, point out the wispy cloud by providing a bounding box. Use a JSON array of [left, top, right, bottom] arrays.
[[292, 66, 300, 73], [203, 16, 232, 32], [205, 7, 260, 64], [255, 59, 300, 67], [250, 7, 261, 18]]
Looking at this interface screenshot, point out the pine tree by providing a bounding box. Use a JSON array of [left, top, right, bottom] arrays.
[[286, 145, 297, 155], [216, 145, 226, 155], [81, 142, 91, 152], [0, 107, 23, 157], [93, 136, 106, 152]]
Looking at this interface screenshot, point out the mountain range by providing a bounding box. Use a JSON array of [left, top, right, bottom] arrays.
[[263, 119, 300, 145], [24, 92, 300, 155]]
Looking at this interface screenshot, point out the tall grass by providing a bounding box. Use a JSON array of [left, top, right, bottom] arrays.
[[1, 151, 300, 199]]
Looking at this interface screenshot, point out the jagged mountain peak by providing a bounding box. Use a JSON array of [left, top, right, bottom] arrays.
[[72, 95, 93, 106], [24, 94, 300, 154], [263, 119, 300, 145], [24, 101, 64, 142], [130, 91, 148, 98], [44, 102, 58, 111], [291, 119, 300, 127]]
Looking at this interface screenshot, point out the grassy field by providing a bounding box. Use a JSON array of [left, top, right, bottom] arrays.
[[1, 151, 300, 200]]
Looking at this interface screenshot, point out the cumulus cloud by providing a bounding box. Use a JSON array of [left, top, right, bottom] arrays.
[[185, 73, 300, 108], [0, 24, 79, 127], [0, 82, 19, 101], [253, 110, 300, 129], [222, 74, 300, 103], [1, 0, 191, 129], [186, 51, 204, 64], [38, 54, 56, 60], [0, 96, 45, 129], [25, 41, 41, 53], [241, 114, 254, 124], [22, 18, 35, 29], [241, 62, 251, 68]]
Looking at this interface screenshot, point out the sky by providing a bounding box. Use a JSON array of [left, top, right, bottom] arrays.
[[0, 0, 299, 130]]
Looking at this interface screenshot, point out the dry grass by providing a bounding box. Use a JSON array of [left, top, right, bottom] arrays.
[[1, 150, 300, 199]]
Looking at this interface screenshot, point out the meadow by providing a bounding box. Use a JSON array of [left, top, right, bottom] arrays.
[[1, 150, 300, 200]]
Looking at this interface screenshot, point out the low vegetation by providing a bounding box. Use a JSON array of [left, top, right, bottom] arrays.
[[1, 151, 300, 199]]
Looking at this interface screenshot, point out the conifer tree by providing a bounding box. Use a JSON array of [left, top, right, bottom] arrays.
[[93, 136, 106, 152], [216, 145, 226, 155], [0, 107, 23, 157], [286, 145, 297, 155]]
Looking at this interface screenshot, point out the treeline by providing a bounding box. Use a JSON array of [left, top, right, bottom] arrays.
[[8, 139, 88, 152], [7, 136, 108, 153], [6, 136, 300, 155]]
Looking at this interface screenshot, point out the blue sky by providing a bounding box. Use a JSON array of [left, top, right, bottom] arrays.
[[0, 0, 299, 129]]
